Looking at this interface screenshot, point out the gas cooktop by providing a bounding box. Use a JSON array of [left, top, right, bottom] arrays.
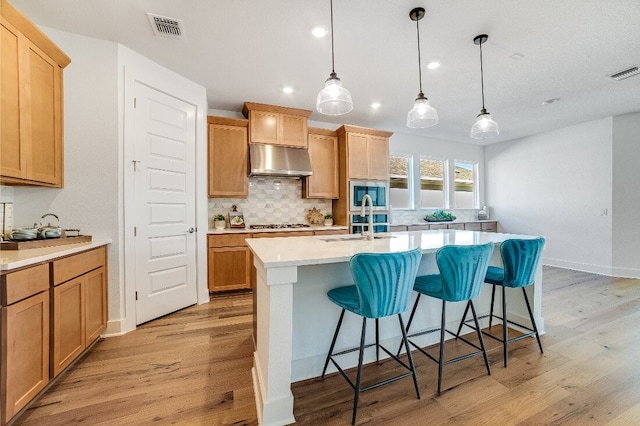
[[249, 224, 311, 229]]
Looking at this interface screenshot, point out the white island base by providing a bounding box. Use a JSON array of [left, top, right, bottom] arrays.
[[247, 230, 544, 426]]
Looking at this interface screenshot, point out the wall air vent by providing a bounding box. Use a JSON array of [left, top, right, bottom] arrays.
[[146, 13, 186, 41], [609, 66, 639, 81]]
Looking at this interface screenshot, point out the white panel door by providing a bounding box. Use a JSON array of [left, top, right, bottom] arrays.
[[134, 82, 197, 325]]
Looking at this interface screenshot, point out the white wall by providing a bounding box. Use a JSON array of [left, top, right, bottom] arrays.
[[612, 112, 640, 277], [485, 118, 614, 275], [11, 28, 123, 317]]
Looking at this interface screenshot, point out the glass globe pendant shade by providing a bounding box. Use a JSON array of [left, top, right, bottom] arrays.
[[316, 72, 353, 115], [470, 109, 500, 139], [406, 93, 439, 128]]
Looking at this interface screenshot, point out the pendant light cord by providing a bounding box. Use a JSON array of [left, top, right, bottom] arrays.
[[479, 40, 485, 110], [416, 17, 423, 95], [330, 0, 335, 74]]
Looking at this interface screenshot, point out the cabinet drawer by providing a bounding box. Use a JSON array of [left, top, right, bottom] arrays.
[[314, 229, 348, 236], [464, 222, 482, 231], [252, 231, 313, 238], [428, 224, 449, 230], [481, 222, 498, 232], [408, 225, 431, 231], [447, 223, 465, 230], [208, 233, 251, 247], [53, 247, 105, 286], [2, 263, 49, 305], [389, 225, 408, 232]]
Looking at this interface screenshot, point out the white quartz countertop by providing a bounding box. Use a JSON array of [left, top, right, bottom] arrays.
[[0, 239, 111, 271], [207, 225, 348, 235], [246, 230, 540, 269]]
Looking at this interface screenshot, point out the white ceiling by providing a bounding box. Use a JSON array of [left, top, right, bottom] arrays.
[[11, 0, 640, 145]]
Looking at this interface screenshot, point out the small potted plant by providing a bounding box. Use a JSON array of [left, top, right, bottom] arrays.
[[213, 214, 226, 230], [324, 213, 333, 226]]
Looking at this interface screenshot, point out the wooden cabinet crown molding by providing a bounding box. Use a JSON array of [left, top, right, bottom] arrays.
[[336, 124, 393, 139], [1, 0, 70, 68], [207, 116, 248, 127], [241, 102, 312, 119]]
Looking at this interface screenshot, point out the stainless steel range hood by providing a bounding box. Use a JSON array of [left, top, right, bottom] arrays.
[[249, 144, 313, 177]]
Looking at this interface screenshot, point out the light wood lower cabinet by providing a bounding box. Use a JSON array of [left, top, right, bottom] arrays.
[[0, 246, 107, 425], [1, 290, 49, 424], [51, 266, 107, 376], [208, 234, 252, 292]]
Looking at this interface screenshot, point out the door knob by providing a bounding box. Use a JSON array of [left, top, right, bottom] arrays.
[[187, 227, 195, 233]]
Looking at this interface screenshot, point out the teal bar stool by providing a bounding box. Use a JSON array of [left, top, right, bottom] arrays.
[[321, 248, 422, 425], [456, 237, 545, 367], [404, 243, 494, 394]]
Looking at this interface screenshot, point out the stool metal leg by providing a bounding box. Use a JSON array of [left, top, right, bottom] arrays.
[[437, 300, 446, 394], [502, 285, 508, 367], [398, 314, 421, 399], [469, 300, 491, 376], [352, 317, 367, 425], [375, 318, 380, 363], [455, 300, 471, 338], [322, 309, 345, 378], [522, 287, 544, 354], [489, 285, 496, 328]]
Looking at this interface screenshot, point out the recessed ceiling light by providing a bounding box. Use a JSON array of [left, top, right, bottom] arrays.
[[312, 26, 328, 38], [426, 61, 440, 70], [509, 53, 524, 61], [282, 87, 294, 94], [542, 97, 560, 105], [371, 102, 381, 109]]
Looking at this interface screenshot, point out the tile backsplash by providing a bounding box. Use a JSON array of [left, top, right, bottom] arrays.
[[391, 208, 485, 224], [208, 177, 332, 227]]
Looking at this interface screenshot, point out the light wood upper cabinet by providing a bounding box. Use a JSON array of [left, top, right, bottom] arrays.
[[242, 102, 311, 148], [338, 125, 392, 181], [208, 116, 249, 198], [303, 128, 339, 199], [0, 0, 70, 187]]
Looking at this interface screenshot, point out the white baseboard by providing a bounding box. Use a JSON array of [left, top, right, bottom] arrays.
[[543, 257, 612, 276], [102, 319, 127, 337]]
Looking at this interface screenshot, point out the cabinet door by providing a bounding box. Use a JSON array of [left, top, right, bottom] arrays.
[[408, 225, 430, 231], [249, 110, 279, 144], [26, 40, 63, 186], [0, 19, 25, 180], [347, 133, 369, 180], [447, 223, 465, 230], [279, 113, 307, 147], [367, 135, 389, 181], [304, 133, 338, 198], [208, 246, 252, 292], [464, 222, 482, 231], [481, 221, 497, 232], [208, 123, 248, 197], [389, 225, 408, 232], [2, 291, 49, 423], [85, 266, 107, 345], [429, 223, 449, 230], [52, 277, 85, 376]]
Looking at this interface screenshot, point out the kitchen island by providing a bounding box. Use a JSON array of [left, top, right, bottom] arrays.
[[246, 230, 544, 426]]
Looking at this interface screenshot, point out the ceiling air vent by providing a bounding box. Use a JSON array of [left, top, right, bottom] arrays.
[[609, 66, 639, 81], [146, 13, 186, 41]]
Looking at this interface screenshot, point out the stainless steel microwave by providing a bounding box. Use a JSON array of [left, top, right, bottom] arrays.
[[349, 181, 389, 211]]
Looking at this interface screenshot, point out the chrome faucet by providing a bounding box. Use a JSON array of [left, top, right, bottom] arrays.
[[361, 194, 374, 240]]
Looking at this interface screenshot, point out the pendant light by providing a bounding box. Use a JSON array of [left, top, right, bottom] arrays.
[[470, 34, 500, 139], [316, 0, 353, 115], [407, 7, 438, 128]]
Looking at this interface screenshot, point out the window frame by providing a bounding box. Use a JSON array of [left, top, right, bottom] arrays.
[[389, 152, 414, 210], [452, 159, 479, 209], [418, 155, 449, 210]]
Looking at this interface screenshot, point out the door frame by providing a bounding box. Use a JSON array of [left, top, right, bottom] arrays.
[[120, 46, 209, 334]]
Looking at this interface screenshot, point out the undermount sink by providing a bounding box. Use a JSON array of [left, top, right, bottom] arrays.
[[319, 234, 397, 242]]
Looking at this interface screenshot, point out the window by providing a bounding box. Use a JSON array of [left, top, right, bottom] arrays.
[[389, 154, 412, 209], [420, 157, 446, 208], [453, 161, 477, 208]]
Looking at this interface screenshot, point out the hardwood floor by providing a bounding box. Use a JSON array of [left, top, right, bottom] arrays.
[[13, 267, 640, 425]]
